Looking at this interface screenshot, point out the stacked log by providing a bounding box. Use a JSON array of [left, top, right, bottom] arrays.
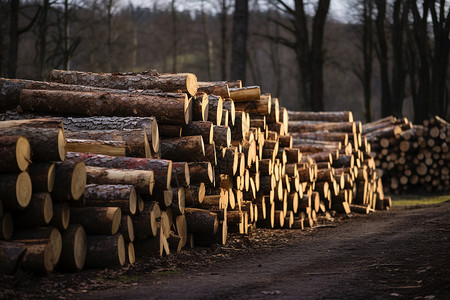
[[0, 70, 393, 275], [364, 115, 449, 193]]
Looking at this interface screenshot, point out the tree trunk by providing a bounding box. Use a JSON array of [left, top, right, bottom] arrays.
[[231, 0, 249, 83]]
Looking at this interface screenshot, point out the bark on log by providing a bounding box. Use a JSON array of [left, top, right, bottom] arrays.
[[50, 69, 198, 96], [184, 183, 205, 206], [207, 95, 223, 125], [66, 152, 172, 191], [0, 241, 26, 274], [197, 81, 230, 98], [171, 162, 190, 187], [288, 111, 353, 122], [49, 203, 70, 231], [57, 224, 87, 271], [233, 96, 271, 115], [86, 166, 154, 195], [204, 143, 217, 166], [132, 201, 161, 239], [84, 233, 126, 268], [184, 208, 218, 236], [216, 147, 238, 175], [52, 160, 86, 202], [188, 162, 213, 184], [0, 118, 65, 161], [14, 193, 53, 227], [223, 100, 235, 126], [70, 207, 121, 235], [289, 121, 356, 134], [20, 89, 191, 125], [0, 212, 14, 240], [182, 121, 213, 144], [28, 162, 55, 193], [213, 125, 231, 147], [229, 86, 261, 102], [84, 184, 137, 215], [160, 135, 205, 162], [159, 124, 182, 137], [192, 93, 209, 122], [21, 242, 54, 273], [0, 172, 32, 210], [0, 135, 30, 172], [118, 215, 135, 243]]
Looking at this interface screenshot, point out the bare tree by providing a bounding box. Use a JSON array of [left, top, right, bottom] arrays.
[[231, 0, 249, 82]]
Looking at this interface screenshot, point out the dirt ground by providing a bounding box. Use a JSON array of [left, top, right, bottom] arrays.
[[1, 200, 450, 299]]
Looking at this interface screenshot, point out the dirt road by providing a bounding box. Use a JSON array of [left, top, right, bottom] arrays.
[[2, 202, 449, 299], [82, 202, 450, 300]]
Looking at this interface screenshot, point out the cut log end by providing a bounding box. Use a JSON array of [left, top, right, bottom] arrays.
[[58, 129, 67, 161], [71, 162, 87, 201], [16, 172, 33, 209], [15, 136, 31, 171]]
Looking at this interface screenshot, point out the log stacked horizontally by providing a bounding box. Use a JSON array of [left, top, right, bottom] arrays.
[[0, 69, 395, 275]]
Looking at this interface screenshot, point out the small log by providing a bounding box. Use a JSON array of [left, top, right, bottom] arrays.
[[213, 125, 231, 147], [182, 121, 214, 144], [28, 162, 55, 193], [184, 208, 218, 236], [14, 193, 53, 227], [132, 201, 161, 239], [119, 215, 135, 243], [0, 135, 30, 172], [57, 224, 87, 271], [192, 92, 209, 122], [49, 203, 70, 231], [197, 81, 230, 98], [171, 162, 190, 187], [207, 95, 223, 125], [86, 166, 154, 195], [184, 183, 206, 206], [84, 233, 126, 268], [0, 172, 32, 210], [188, 162, 213, 184], [52, 160, 86, 202], [70, 207, 122, 235], [223, 100, 236, 125], [66, 152, 172, 191]]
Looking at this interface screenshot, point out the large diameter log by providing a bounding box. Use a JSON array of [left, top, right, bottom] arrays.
[[20, 89, 191, 125], [0, 118, 65, 161], [84, 233, 126, 268], [14, 193, 53, 227], [58, 224, 87, 272], [160, 135, 205, 162], [171, 162, 190, 187], [86, 166, 154, 195], [52, 160, 86, 202], [288, 111, 353, 122], [70, 207, 122, 235], [66, 152, 172, 191], [84, 184, 137, 215], [0, 135, 30, 172], [49, 69, 198, 96], [0, 241, 26, 274], [21, 242, 54, 273], [229, 86, 261, 102], [28, 162, 55, 193], [65, 129, 151, 158], [184, 208, 218, 236], [13, 226, 62, 266], [0, 172, 32, 210]]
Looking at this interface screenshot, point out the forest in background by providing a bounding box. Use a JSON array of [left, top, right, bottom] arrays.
[[0, 0, 449, 123]]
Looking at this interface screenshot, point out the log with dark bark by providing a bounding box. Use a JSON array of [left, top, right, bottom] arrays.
[[188, 162, 213, 184], [70, 207, 122, 235], [66, 152, 172, 191], [182, 121, 213, 144], [20, 89, 191, 125], [57, 224, 87, 271], [171, 162, 190, 187], [168, 187, 185, 216], [28, 162, 55, 193], [288, 121, 357, 134], [84, 233, 126, 268], [197, 81, 230, 98], [184, 183, 205, 206], [229, 86, 261, 102], [0, 172, 32, 210], [52, 160, 86, 202], [0, 241, 26, 274], [160, 135, 205, 162], [216, 147, 238, 175], [233, 95, 271, 115], [50, 203, 70, 231], [207, 95, 223, 126], [119, 215, 135, 243], [132, 201, 161, 239], [14, 193, 53, 227], [0, 212, 14, 240], [86, 166, 154, 195], [0, 135, 30, 172], [184, 208, 218, 236], [223, 100, 236, 126], [192, 93, 209, 122], [0, 118, 65, 161], [288, 111, 353, 122], [84, 184, 137, 215], [158, 124, 182, 137], [20, 241, 54, 273], [213, 125, 231, 148], [49, 70, 198, 96]]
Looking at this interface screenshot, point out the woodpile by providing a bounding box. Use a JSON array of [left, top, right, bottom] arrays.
[[0, 70, 391, 275], [363, 115, 449, 194]]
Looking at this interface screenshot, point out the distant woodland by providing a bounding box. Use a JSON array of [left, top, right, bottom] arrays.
[[0, 0, 449, 122]]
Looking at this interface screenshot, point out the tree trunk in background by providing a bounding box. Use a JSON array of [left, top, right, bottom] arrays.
[[362, 0, 373, 122], [64, 0, 70, 70], [220, 0, 228, 80], [375, 0, 391, 117], [106, 0, 113, 73], [7, 0, 19, 78], [171, 0, 177, 73], [201, 0, 213, 81], [231, 0, 249, 83], [39, 0, 50, 80]]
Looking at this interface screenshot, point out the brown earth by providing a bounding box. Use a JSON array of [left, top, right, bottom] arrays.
[[1, 201, 450, 299]]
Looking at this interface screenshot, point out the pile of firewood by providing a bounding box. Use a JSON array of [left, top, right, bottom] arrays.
[[0, 70, 389, 275], [364, 115, 450, 194]]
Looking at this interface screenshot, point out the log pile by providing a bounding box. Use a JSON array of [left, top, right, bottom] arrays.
[[0, 70, 390, 275], [363, 115, 449, 194]]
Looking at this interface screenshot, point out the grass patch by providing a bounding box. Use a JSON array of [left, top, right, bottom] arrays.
[[154, 269, 179, 276], [113, 274, 142, 284], [390, 194, 450, 207]]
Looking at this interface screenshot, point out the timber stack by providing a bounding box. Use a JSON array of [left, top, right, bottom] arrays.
[[0, 69, 389, 275], [363, 115, 449, 194]]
